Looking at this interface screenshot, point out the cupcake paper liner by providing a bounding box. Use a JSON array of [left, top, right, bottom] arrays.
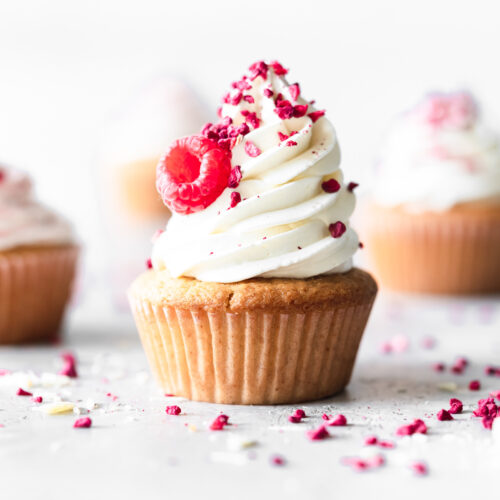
[[362, 202, 500, 294], [129, 295, 375, 405], [0, 245, 78, 344]]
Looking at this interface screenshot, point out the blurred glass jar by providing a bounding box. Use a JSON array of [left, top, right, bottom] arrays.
[[97, 75, 210, 308]]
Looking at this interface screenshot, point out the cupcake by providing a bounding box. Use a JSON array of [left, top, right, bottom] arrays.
[[129, 61, 377, 405], [362, 91, 500, 294], [0, 166, 78, 343]]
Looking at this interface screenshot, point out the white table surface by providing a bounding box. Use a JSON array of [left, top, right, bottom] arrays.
[[1, 283, 499, 500]]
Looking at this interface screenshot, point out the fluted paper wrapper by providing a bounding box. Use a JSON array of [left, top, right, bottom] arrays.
[[129, 298, 375, 405], [0, 245, 78, 344], [362, 202, 500, 294]]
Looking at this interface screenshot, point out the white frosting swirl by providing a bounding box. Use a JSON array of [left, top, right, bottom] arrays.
[[153, 63, 358, 283], [373, 92, 500, 212], [0, 167, 74, 251]]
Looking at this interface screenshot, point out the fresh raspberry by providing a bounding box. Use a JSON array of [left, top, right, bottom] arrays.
[[156, 135, 231, 215]]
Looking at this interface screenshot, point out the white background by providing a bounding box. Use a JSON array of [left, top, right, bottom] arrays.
[[1, 0, 499, 273]]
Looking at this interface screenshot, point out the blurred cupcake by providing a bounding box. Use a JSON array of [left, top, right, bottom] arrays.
[[362, 91, 500, 294], [98, 76, 210, 304], [129, 61, 377, 405], [0, 166, 78, 343]]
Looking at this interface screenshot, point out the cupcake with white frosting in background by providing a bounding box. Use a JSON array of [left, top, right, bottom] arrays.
[[361, 91, 500, 294], [128, 61, 377, 405], [98, 76, 210, 304], [0, 166, 78, 343]]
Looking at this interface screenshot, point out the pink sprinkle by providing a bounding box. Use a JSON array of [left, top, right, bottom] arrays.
[[16, 388, 32, 397], [288, 83, 300, 102], [410, 461, 428, 476], [73, 417, 92, 428], [59, 352, 77, 378], [365, 435, 378, 446], [329, 221, 346, 239], [321, 179, 341, 193], [244, 140, 262, 157], [396, 419, 427, 436], [270, 454, 286, 466], [227, 165, 242, 188], [308, 110, 325, 122], [286, 140, 297, 147], [229, 191, 241, 209], [437, 409, 453, 421], [294, 409, 306, 419], [306, 425, 330, 441], [433, 362, 446, 372], [165, 405, 181, 416], [263, 88, 273, 98], [327, 414, 347, 427], [469, 380, 481, 391], [347, 182, 359, 192], [31, 396, 43, 403]]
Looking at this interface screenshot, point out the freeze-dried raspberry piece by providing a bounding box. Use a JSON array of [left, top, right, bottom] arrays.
[[308, 110, 325, 122], [306, 425, 329, 441], [326, 414, 347, 426], [286, 140, 297, 147], [165, 405, 181, 415], [156, 135, 232, 215], [263, 88, 274, 98], [270, 61, 288, 75], [437, 409, 453, 421], [365, 435, 378, 445], [322, 179, 341, 193], [16, 388, 32, 396], [31, 396, 43, 403], [288, 415, 301, 423], [210, 414, 229, 431], [396, 419, 427, 436], [410, 462, 428, 476], [248, 61, 268, 81], [74, 417, 92, 428], [146, 258, 152, 269], [433, 362, 446, 372], [229, 191, 241, 209], [270, 454, 285, 466], [59, 352, 78, 378], [378, 440, 395, 449], [449, 398, 463, 414], [288, 83, 300, 102], [294, 409, 306, 419], [243, 95, 255, 104], [469, 380, 481, 391], [227, 166, 242, 188], [244, 140, 262, 157], [347, 182, 359, 192], [329, 221, 346, 238]]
